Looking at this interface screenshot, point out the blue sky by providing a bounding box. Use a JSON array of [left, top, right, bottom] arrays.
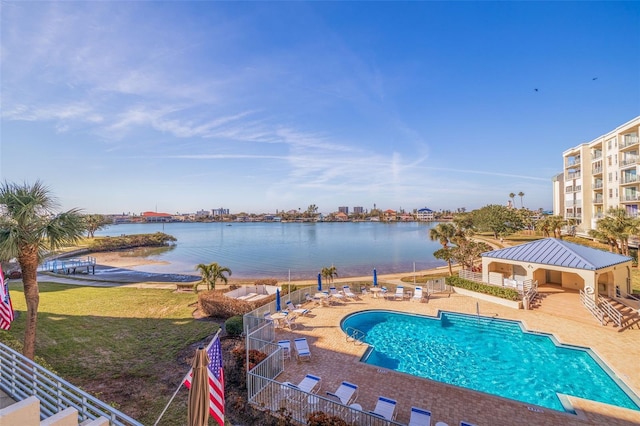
[[1, 2, 639, 215]]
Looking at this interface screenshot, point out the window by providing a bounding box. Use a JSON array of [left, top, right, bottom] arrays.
[[608, 172, 612, 182], [616, 188, 619, 197], [608, 155, 612, 166], [609, 189, 613, 198]]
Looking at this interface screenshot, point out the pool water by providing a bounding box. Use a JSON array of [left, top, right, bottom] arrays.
[[341, 310, 640, 413]]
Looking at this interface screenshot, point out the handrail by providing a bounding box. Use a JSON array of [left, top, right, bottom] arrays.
[[345, 326, 367, 345], [0, 342, 142, 425], [579, 290, 605, 326], [597, 296, 623, 327]]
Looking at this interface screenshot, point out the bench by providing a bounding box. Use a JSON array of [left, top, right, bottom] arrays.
[[176, 283, 195, 292]]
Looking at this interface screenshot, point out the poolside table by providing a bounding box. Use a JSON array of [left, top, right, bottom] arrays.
[[370, 288, 382, 298]]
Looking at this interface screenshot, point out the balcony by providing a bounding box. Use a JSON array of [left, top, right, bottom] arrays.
[[592, 167, 602, 175], [594, 212, 605, 219], [564, 156, 581, 168], [565, 185, 582, 193], [620, 157, 639, 168], [565, 200, 581, 207], [620, 135, 639, 150], [566, 213, 582, 219], [593, 196, 604, 204], [566, 172, 581, 180], [621, 175, 638, 185], [593, 181, 603, 190], [591, 151, 603, 161], [621, 194, 639, 202]]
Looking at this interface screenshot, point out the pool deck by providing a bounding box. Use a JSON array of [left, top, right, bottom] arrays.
[[273, 285, 640, 426]]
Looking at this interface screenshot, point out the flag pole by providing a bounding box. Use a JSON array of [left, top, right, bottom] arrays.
[[153, 329, 222, 426]]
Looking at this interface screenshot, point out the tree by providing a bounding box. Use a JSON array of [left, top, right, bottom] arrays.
[[588, 207, 638, 255], [321, 265, 338, 284], [518, 192, 525, 208], [470, 204, 524, 239], [429, 223, 457, 275], [0, 181, 87, 359], [433, 247, 455, 276], [196, 262, 232, 291], [305, 204, 318, 218], [508, 193, 516, 208], [84, 214, 108, 238]]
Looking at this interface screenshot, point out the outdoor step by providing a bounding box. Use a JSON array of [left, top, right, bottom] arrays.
[[0, 396, 40, 425], [40, 407, 78, 426]]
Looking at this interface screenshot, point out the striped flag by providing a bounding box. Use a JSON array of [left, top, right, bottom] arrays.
[[184, 334, 225, 426], [0, 266, 15, 330]]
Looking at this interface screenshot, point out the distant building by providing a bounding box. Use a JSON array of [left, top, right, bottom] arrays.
[[352, 206, 364, 215], [195, 209, 210, 218], [141, 211, 173, 223], [384, 209, 397, 221], [338, 206, 349, 215], [212, 208, 229, 216], [335, 212, 348, 221], [416, 208, 435, 221]]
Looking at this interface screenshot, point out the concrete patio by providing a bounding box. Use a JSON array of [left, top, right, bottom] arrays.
[[271, 285, 640, 426]]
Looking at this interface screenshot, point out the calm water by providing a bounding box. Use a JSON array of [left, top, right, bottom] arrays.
[[94, 222, 445, 279], [341, 310, 640, 412]]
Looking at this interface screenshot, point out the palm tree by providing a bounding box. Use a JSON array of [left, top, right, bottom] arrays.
[[429, 223, 456, 275], [0, 181, 86, 359], [321, 265, 338, 284], [196, 262, 232, 291], [508, 193, 516, 208], [518, 192, 525, 208]]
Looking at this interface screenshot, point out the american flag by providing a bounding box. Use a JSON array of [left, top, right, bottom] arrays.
[[0, 266, 15, 330], [184, 334, 225, 426]]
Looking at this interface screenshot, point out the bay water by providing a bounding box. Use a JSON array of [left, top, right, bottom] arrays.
[[94, 221, 445, 280]]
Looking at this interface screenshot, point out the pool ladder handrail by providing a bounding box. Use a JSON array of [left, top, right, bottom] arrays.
[[345, 326, 368, 346]]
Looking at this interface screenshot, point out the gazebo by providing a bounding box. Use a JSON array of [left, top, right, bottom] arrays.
[[481, 238, 633, 302]]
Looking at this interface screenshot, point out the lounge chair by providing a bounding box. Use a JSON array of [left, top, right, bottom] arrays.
[[294, 337, 312, 361], [283, 314, 298, 330], [329, 287, 344, 299], [286, 373, 321, 393], [263, 312, 274, 322], [286, 300, 309, 316], [342, 286, 356, 299], [369, 396, 397, 420], [326, 381, 358, 405], [412, 286, 424, 302], [278, 340, 291, 360], [392, 286, 405, 300], [408, 406, 431, 426]]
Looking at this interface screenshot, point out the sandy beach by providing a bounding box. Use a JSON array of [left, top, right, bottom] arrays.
[[88, 249, 454, 286]]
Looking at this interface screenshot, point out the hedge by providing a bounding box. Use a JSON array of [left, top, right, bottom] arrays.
[[446, 275, 521, 301]]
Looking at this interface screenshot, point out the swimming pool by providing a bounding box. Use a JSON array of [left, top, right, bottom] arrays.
[[341, 310, 640, 413]]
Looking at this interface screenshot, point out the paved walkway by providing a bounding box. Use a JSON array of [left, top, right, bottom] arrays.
[[272, 287, 640, 426]]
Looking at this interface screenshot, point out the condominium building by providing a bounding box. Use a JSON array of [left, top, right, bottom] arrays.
[[555, 116, 640, 234]]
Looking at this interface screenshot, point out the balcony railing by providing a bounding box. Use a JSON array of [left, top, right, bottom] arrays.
[[565, 185, 582, 193], [593, 182, 603, 190], [593, 196, 604, 204], [565, 200, 581, 207], [0, 342, 141, 426], [565, 157, 581, 168], [566, 213, 582, 219], [622, 194, 639, 202], [566, 172, 581, 180], [621, 175, 638, 184], [620, 157, 639, 168], [591, 152, 603, 161], [620, 135, 639, 149]]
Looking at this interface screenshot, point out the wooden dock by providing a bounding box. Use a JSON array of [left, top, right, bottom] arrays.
[[38, 257, 97, 275]]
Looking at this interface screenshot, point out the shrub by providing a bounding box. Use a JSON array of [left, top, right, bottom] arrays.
[[446, 275, 521, 301], [88, 232, 176, 251], [307, 411, 349, 426], [225, 315, 244, 336], [198, 290, 263, 318], [255, 279, 278, 286]]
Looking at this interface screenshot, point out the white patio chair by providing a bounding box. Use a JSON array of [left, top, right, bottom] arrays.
[[278, 340, 291, 360], [326, 381, 358, 405], [369, 396, 397, 420], [412, 286, 424, 302], [342, 286, 356, 299], [294, 337, 312, 361], [286, 300, 309, 316], [408, 406, 431, 425]]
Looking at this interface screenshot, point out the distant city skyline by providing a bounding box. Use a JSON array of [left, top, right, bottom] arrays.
[[1, 2, 639, 214]]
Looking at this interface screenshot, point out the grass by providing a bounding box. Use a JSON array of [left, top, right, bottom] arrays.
[[0, 281, 216, 425]]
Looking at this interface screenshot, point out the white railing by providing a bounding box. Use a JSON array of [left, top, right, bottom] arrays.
[[579, 290, 605, 326], [37, 257, 97, 274], [243, 290, 404, 425], [0, 342, 141, 425], [597, 296, 623, 328]]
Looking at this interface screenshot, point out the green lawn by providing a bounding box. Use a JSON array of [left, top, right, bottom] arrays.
[[0, 282, 216, 425]]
